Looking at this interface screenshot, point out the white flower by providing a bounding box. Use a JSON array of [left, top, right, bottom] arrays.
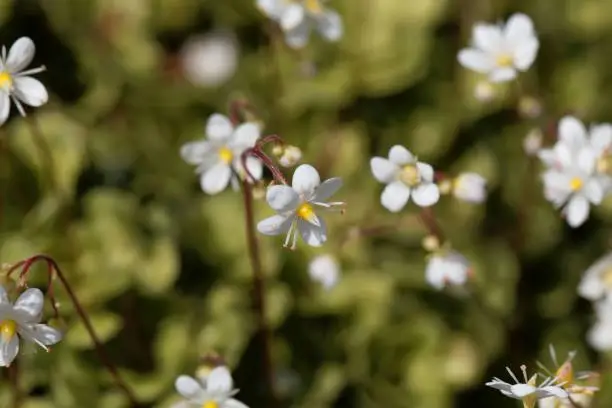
[[180, 114, 263, 195], [257, 164, 344, 248], [275, 145, 302, 168], [458, 13, 539, 83], [370, 145, 440, 212], [425, 250, 471, 290], [524, 129, 543, 156], [539, 117, 607, 227], [486, 365, 568, 408], [588, 314, 612, 352], [0, 37, 48, 126], [0, 286, 62, 367], [308, 254, 339, 289], [577, 252, 612, 302], [452, 172, 487, 203], [257, 0, 343, 49], [180, 32, 238, 88], [174, 366, 248, 408]]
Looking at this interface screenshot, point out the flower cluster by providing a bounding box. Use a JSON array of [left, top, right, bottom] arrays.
[[537, 116, 612, 227]]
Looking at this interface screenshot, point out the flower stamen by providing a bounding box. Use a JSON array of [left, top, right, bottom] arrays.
[[0, 319, 17, 342], [399, 164, 421, 187], [0, 71, 12, 90], [297, 202, 316, 222], [304, 0, 323, 14], [218, 147, 233, 164], [202, 401, 219, 408], [495, 54, 513, 67], [570, 177, 583, 191]]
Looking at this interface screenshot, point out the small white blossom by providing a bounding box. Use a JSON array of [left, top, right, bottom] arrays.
[[524, 129, 543, 156], [180, 114, 263, 195], [257, 0, 343, 49], [452, 172, 487, 203], [257, 164, 344, 248], [588, 314, 612, 352], [0, 37, 48, 126], [0, 286, 62, 367], [308, 254, 339, 289], [180, 32, 238, 88], [370, 145, 440, 212], [173, 366, 248, 408], [273, 144, 302, 168], [539, 117, 608, 227], [486, 365, 568, 407], [458, 13, 539, 83], [578, 252, 612, 302], [425, 250, 471, 290]]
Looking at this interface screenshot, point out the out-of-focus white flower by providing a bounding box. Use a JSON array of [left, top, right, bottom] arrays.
[[458, 13, 539, 83], [370, 145, 440, 212], [180, 32, 238, 88], [0, 286, 62, 367], [524, 129, 543, 156], [308, 254, 339, 289], [577, 252, 612, 302], [257, 0, 343, 49], [587, 310, 612, 351], [452, 172, 487, 203], [180, 114, 263, 195], [425, 250, 471, 290], [0, 37, 48, 126], [257, 164, 344, 248], [486, 365, 568, 408], [173, 366, 248, 408], [474, 80, 495, 102], [539, 117, 608, 227], [273, 144, 302, 168]]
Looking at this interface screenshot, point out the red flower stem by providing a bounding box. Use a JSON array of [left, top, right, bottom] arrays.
[[418, 208, 446, 243]]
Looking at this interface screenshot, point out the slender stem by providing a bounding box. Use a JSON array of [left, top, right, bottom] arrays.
[[26, 116, 57, 191], [240, 180, 278, 407], [7, 255, 138, 406], [418, 208, 446, 243], [9, 361, 21, 408]]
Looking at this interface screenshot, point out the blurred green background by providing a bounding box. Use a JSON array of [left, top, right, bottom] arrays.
[[1, 0, 612, 407]]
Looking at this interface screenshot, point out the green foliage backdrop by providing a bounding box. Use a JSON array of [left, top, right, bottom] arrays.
[[1, 0, 612, 407]]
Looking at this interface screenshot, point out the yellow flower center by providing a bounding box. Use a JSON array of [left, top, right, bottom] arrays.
[[0, 71, 12, 89], [569, 177, 583, 191], [495, 54, 514, 67], [218, 147, 233, 164], [0, 320, 17, 342], [202, 401, 219, 408], [304, 0, 323, 13], [296, 202, 316, 222], [399, 164, 420, 187]]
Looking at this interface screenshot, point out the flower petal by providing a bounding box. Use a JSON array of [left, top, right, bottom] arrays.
[[175, 375, 205, 400], [257, 214, 293, 236], [411, 183, 440, 207], [370, 157, 398, 184], [281, 4, 305, 31], [313, 177, 342, 202], [559, 116, 588, 148], [388, 145, 414, 166], [206, 114, 233, 141], [473, 23, 504, 52], [200, 162, 232, 195], [380, 181, 410, 212], [13, 76, 48, 107], [180, 140, 214, 165], [488, 67, 516, 83], [590, 124, 612, 154], [565, 195, 590, 228], [241, 156, 263, 182], [257, 0, 284, 19], [0, 336, 19, 367], [577, 147, 596, 174], [584, 179, 604, 204], [266, 185, 300, 212], [224, 398, 250, 408], [6, 37, 35, 73], [504, 13, 536, 47], [14, 288, 44, 322], [298, 217, 327, 246], [513, 38, 539, 71], [416, 162, 434, 183], [552, 143, 573, 169], [539, 386, 568, 399], [206, 366, 234, 393], [29, 324, 62, 346], [0, 91, 10, 125], [292, 164, 321, 196], [0, 285, 9, 304], [457, 49, 494, 73], [425, 257, 446, 290], [510, 384, 537, 398], [285, 22, 311, 49], [231, 123, 260, 149], [537, 148, 557, 167], [317, 10, 343, 41]]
